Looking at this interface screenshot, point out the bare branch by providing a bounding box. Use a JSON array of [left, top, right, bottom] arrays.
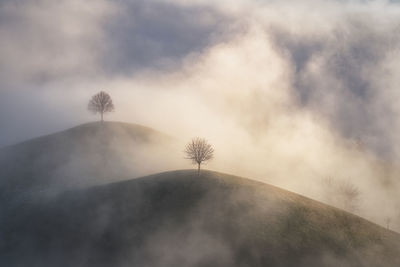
[[184, 137, 214, 176], [88, 91, 115, 121]]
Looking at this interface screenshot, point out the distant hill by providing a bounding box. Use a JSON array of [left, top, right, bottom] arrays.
[[1, 170, 399, 267], [0, 121, 175, 199]]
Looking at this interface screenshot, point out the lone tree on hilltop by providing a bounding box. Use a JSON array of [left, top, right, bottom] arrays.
[[184, 137, 214, 176], [88, 91, 114, 122]]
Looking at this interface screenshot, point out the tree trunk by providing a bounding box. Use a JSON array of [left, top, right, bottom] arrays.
[[101, 111, 103, 122], [197, 162, 201, 176]]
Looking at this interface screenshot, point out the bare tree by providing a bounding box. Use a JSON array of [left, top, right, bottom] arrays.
[[88, 91, 115, 122], [184, 137, 214, 176], [386, 217, 392, 230], [321, 177, 360, 213], [338, 180, 360, 213]]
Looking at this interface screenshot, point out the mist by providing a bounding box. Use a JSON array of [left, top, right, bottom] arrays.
[[2, 0, 400, 233]]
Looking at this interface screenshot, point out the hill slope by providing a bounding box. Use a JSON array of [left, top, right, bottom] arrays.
[[1, 170, 399, 267], [0, 121, 175, 199]]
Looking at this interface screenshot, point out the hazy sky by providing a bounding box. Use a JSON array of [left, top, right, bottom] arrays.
[[0, 0, 400, 156], [2, 0, 400, 227]]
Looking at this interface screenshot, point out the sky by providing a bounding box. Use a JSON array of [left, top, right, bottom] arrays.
[[1, 0, 400, 228]]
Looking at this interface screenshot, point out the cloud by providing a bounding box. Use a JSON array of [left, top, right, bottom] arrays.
[[0, 0, 237, 146], [101, 0, 236, 75], [0, 0, 115, 84], [2, 0, 400, 229], [0, 0, 234, 86], [267, 9, 400, 159]]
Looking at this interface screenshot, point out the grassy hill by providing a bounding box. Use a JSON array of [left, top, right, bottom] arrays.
[[1, 170, 399, 267], [0, 121, 174, 200]]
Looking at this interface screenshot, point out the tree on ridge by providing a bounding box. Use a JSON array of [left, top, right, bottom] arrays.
[[184, 137, 214, 176], [88, 91, 114, 122]]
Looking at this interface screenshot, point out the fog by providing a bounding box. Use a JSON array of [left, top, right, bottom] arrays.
[[1, 0, 400, 233]]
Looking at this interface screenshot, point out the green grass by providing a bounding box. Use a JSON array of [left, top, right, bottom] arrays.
[[1, 170, 399, 267], [0, 121, 172, 199]]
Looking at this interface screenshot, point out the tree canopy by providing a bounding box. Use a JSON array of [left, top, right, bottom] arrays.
[[88, 91, 114, 121], [184, 137, 214, 176]]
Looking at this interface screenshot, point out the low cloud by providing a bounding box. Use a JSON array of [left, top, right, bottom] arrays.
[[1, 0, 400, 230]]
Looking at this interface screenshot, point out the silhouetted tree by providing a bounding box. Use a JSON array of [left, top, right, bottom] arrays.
[[88, 91, 114, 122], [321, 177, 360, 213], [386, 217, 392, 230], [184, 137, 214, 176], [338, 181, 360, 213]]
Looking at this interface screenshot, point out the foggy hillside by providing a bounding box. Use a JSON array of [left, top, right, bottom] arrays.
[[2, 1, 400, 266], [1, 170, 399, 267], [0, 121, 177, 200]]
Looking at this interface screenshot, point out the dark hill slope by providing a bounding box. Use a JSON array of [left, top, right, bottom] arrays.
[[1, 170, 399, 267], [0, 121, 173, 199]]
